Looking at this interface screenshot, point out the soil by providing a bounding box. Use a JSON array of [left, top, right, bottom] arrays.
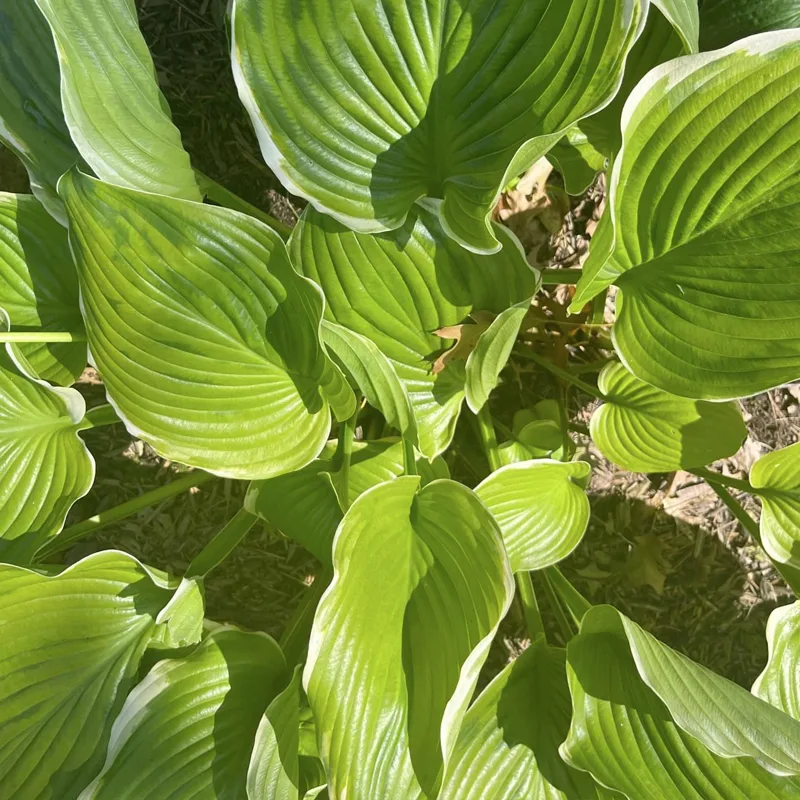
[[1, 0, 795, 688]]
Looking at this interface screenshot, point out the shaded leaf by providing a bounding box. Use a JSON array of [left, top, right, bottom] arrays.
[[701, 0, 800, 50]]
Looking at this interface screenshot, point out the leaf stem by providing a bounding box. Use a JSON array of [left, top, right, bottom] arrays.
[[0, 331, 86, 343], [476, 403, 502, 472], [194, 170, 293, 240], [540, 268, 582, 285], [705, 482, 800, 596], [186, 507, 257, 579], [335, 410, 359, 508], [515, 572, 546, 643], [403, 437, 418, 477], [81, 404, 120, 429], [541, 569, 576, 643], [514, 347, 604, 399], [544, 566, 592, 627], [39, 471, 218, 559], [280, 566, 333, 667], [690, 467, 765, 496]]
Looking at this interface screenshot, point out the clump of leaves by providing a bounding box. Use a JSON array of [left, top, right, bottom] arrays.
[[3, 0, 800, 798]]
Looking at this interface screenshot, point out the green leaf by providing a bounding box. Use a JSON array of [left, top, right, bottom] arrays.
[[0, 0, 80, 221], [80, 627, 288, 800], [291, 206, 538, 457], [476, 460, 591, 573], [589, 362, 746, 473], [465, 301, 531, 414], [654, 0, 700, 52], [0, 551, 174, 800], [498, 401, 566, 466], [563, 606, 800, 798], [232, 0, 642, 253], [0, 348, 93, 563], [61, 170, 340, 480], [0, 193, 84, 385], [148, 577, 205, 650], [245, 438, 447, 563], [548, 128, 608, 196], [321, 320, 417, 443], [701, 0, 800, 50], [34, 0, 200, 200], [750, 443, 800, 567], [247, 666, 302, 800], [304, 477, 513, 798], [439, 640, 607, 799], [571, 31, 800, 399], [753, 602, 800, 721]]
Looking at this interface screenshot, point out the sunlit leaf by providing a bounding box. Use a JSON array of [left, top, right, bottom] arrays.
[[0, 349, 93, 563], [476, 460, 590, 572], [0, 193, 84, 385], [0, 552, 173, 800], [590, 362, 746, 473], [753, 601, 800, 721], [750, 443, 800, 567], [563, 606, 800, 797], [34, 0, 200, 200], [62, 170, 346, 480], [572, 31, 800, 399], [232, 0, 642, 253], [80, 628, 288, 800], [304, 477, 513, 798], [291, 205, 537, 457]]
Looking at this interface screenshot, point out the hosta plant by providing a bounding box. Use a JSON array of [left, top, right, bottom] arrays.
[[3, 0, 800, 797]]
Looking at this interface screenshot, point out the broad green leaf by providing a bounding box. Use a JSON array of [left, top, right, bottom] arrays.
[[498, 401, 566, 466], [245, 438, 447, 563], [0, 0, 79, 221], [465, 301, 531, 414], [753, 602, 800, 720], [61, 170, 343, 480], [0, 193, 84, 385], [440, 640, 607, 800], [476, 460, 591, 573], [0, 348, 93, 563], [34, 0, 200, 200], [590, 362, 746, 473], [571, 31, 800, 399], [563, 606, 800, 798], [291, 206, 538, 457], [232, 0, 642, 253], [148, 577, 205, 650], [750, 443, 800, 567], [321, 320, 417, 443], [654, 0, 700, 52], [247, 666, 302, 800], [80, 628, 288, 800], [304, 477, 514, 799], [701, 0, 800, 50], [548, 128, 607, 196], [0, 551, 174, 800]]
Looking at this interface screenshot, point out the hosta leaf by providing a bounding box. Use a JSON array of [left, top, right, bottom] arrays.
[[590, 362, 746, 473], [0, 0, 79, 221], [750, 443, 800, 566], [0, 193, 84, 385], [701, 0, 800, 50], [654, 0, 700, 52], [548, 128, 608, 196], [563, 606, 800, 798], [245, 438, 447, 563], [80, 628, 288, 800], [439, 640, 607, 800], [291, 206, 538, 457], [321, 321, 417, 443], [0, 349, 93, 563], [498, 401, 566, 465], [753, 602, 800, 720], [476, 460, 591, 572], [247, 666, 302, 800], [465, 301, 530, 414], [34, 0, 200, 200], [61, 170, 342, 480], [232, 0, 642, 253], [0, 551, 174, 800], [572, 31, 800, 399], [304, 477, 514, 799]]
